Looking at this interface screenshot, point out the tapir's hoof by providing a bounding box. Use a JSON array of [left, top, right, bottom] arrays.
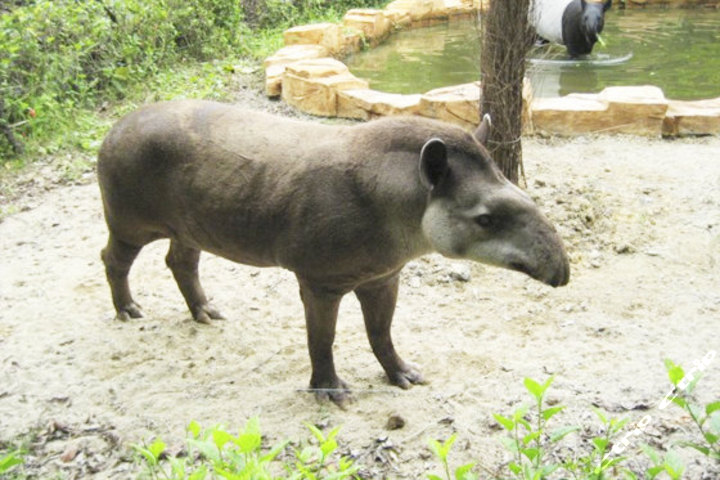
[[389, 363, 426, 389], [192, 304, 225, 324], [311, 378, 353, 409], [116, 302, 143, 321]]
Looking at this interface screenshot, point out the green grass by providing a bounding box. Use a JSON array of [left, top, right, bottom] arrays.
[[0, 0, 387, 167]]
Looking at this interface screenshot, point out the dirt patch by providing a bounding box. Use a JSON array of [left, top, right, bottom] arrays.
[[1, 81, 719, 478]]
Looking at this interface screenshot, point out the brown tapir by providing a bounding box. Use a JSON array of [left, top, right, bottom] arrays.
[[97, 100, 569, 405]]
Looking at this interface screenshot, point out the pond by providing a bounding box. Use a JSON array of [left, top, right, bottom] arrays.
[[345, 8, 720, 100]]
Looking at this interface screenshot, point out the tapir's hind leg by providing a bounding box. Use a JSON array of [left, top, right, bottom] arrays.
[[101, 233, 144, 321], [296, 277, 351, 407], [355, 273, 425, 389], [165, 240, 224, 324]]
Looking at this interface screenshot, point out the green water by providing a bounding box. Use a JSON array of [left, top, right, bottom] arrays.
[[345, 9, 720, 100]]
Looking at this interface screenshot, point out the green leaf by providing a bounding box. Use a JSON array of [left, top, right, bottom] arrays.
[[188, 420, 202, 438], [524, 378, 544, 402], [591, 406, 608, 424], [521, 447, 540, 462], [305, 423, 325, 443], [663, 450, 685, 478], [0, 452, 23, 473], [646, 465, 664, 479], [440, 433, 457, 459], [148, 438, 166, 460], [664, 359, 685, 386], [549, 425, 579, 443], [212, 428, 233, 451], [260, 440, 288, 463], [593, 437, 609, 452], [508, 461, 522, 474], [703, 432, 718, 445], [640, 443, 661, 464], [542, 406, 565, 422], [188, 465, 208, 480], [679, 441, 710, 456], [427, 475, 444, 480], [670, 395, 687, 409], [524, 377, 554, 403], [320, 436, 338, 457], [493, 413, 515, 431], [523, 431, 541, 445], [455, 462, 476, 480], [706, 401, 720, 416], [710, 413, 720, 434]]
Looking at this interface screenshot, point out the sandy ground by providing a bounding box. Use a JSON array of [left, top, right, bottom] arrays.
[[1, 84, 719, 478]]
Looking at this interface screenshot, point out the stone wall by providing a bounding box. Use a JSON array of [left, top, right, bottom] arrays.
[[264, 0, 720, 137]]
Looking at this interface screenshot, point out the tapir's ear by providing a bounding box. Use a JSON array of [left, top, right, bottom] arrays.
[[603, 0, 612, 11], [474, 114, 491, 145], [419, 138, 448, 190]]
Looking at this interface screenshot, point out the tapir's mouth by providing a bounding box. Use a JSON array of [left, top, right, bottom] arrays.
[[509, 261, 532, 276], [510, 260, 570, 288]]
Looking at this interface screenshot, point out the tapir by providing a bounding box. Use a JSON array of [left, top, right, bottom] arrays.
[[531, 0, 612, 57], [97, 100, 570, 405]]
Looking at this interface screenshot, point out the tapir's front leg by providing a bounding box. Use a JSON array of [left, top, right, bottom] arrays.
[[355, 273, 425, 389], [297, 277, 351, 406]]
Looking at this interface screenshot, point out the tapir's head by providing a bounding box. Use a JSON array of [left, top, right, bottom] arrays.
[[563, 0, 612, 57], [418, 115, 570, 287]]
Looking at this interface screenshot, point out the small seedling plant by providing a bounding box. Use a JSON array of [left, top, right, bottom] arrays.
[[133, 418, 358, 480]]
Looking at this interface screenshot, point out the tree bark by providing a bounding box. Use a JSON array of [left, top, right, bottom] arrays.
[[480, 0, 533, 185]]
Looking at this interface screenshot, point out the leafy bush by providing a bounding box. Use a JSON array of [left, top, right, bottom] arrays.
[[133, 418, 359, 479], [0, 0, 243, 158]]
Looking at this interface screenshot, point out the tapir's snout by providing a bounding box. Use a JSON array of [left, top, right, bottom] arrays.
[[508, 225, 570, 288]]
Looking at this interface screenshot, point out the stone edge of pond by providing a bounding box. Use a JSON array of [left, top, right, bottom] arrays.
[[263, 0, 720, 137]]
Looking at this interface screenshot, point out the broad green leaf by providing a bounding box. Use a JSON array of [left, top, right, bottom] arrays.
[[148, 438, 166, 460], [0, 452, 23, 473], [508, 461, 522, 474], [710, 413, 720, 434], [427, 438, 442, 458], [522, 447, 540, 461], [320, 437, 338, 457], [703, 432, 718, 445], [455, 462, 476, 480], [493, 413, 515, 431], [664, 359, 685, 386], [427, 475, 444, 480], [670, 395, 687, 409], [523, 431, 541, 445], [212, 428, 233, 451], [512, 404, 529, 422], [188, 465, 208, 480], [593, 437, 609, 452], [542, 406, 565, 422], [500, 436, 520, 454], [260, 440, 288, 463], [440, 433, 458, 458], [679, 441, 710, 456], [706, 401, 720, 416], [524, 377, 545, 402], [188, 420, 202, 438], [305, 423, 325, 443], [640, 443, 661, 464], [591, 406, 608, 424], [549, 425, 579, 443], [646, 465, 664, 479]]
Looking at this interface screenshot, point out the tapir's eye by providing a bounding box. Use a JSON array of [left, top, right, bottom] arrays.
[[474, 214, 495, 228]]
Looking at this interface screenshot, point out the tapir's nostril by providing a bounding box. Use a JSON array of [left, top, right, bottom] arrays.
[[510, 262, 531, 276]]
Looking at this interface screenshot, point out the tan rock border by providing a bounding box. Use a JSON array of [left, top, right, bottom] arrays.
[[264, 0, 720, 137]]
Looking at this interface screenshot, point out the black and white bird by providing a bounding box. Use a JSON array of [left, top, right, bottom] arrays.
[[530, 0, 612, 57]]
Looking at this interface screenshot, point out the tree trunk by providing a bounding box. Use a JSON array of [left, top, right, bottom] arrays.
[[480, 0, 533, 185]]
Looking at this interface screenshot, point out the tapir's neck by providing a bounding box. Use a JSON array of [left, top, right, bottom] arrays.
[[354, 148, 435, 263]]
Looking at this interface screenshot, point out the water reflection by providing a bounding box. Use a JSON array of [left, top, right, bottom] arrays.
[[346, 9, 720, 100]]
